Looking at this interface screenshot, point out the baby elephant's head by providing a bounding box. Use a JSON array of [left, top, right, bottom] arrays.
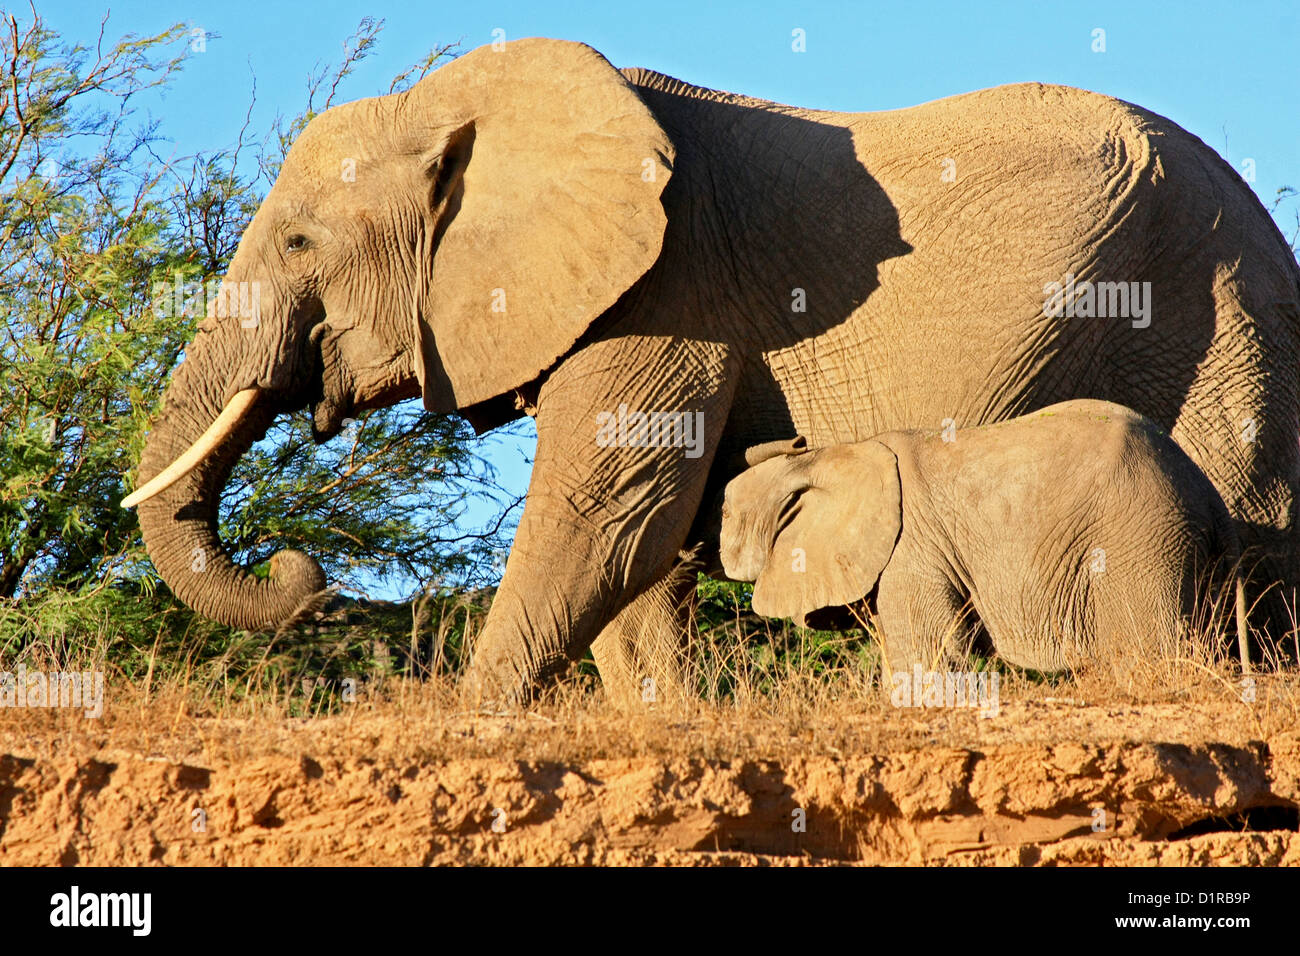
[[720, 438, 903, 626]]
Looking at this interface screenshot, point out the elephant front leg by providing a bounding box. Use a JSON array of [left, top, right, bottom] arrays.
[[462, 335, 735, 705], [874, 561, 975, 680]]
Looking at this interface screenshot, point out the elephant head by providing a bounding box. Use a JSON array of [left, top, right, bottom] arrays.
[[124, 39, 674, 629], [720, 439, 903, 626]]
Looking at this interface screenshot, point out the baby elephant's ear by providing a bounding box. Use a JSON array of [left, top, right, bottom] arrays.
[[749, 440, 903, 626]]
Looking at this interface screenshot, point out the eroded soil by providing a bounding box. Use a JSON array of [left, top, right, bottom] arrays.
[[2, 692, 1298, 865]]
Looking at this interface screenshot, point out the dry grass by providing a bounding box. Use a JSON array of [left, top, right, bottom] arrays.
[[3, 585, 1299, 771]]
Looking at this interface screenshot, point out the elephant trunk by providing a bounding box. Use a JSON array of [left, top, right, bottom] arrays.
[[134, 329, 325, 631]]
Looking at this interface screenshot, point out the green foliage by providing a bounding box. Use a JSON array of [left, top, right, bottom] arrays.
[[691, 573, 878, 697], [0, 14, 193, 599], [224, 408, 510, 593]]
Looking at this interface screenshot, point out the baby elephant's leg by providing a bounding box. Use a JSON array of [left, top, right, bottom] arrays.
[[873, 562, 975, 677]]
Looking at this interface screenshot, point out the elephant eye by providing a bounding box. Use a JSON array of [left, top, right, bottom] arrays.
[[285, 234, 310, 254]]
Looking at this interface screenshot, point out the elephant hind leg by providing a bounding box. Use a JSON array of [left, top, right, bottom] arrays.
[[590, 553, 698, 710]]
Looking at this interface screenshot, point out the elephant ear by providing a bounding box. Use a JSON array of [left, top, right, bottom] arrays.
[[724, 441, 903, 626], [405, 38, 674, 414]]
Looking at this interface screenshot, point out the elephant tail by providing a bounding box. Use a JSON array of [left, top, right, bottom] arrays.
[[1206, 486, 1253, 674], [1235, 568, 1252, 675]]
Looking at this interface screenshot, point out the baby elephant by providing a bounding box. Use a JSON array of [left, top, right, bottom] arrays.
[[720, 400, 1249, 675]]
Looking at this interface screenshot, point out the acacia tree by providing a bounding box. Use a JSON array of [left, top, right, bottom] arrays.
[[1271, 186, 1299, 259], [0, 10, 517, 616], [0, 11, 191, 598]]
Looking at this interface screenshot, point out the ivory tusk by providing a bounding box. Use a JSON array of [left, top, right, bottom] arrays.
[[121, 389, 259, 508]]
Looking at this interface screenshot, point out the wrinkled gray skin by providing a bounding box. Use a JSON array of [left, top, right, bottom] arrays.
[[720, 401, 1248, 673], [130, 39, 1300, 705]]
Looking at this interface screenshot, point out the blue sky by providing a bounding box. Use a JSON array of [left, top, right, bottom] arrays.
[[43, 0, 1299, 186], [39, 0, 1300, 595]]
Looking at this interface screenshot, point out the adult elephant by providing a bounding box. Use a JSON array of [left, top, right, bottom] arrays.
[[123, 38, 1300, 703]]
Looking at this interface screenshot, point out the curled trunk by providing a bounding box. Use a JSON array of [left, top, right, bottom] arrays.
[[134, 342, 325, 631]]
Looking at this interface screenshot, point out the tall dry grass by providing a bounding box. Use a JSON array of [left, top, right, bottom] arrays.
[[1, 575, 1298, 767]]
